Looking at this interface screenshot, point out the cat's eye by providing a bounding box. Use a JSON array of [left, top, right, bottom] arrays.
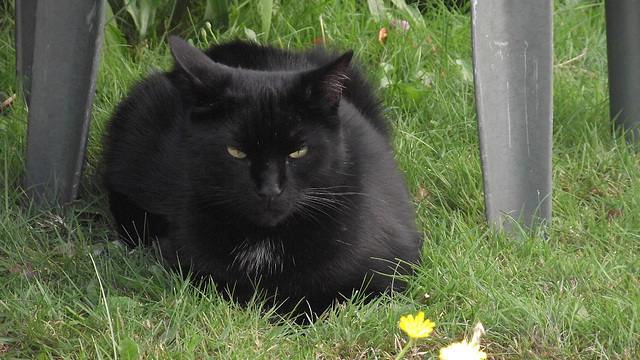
[[227, 146, 247, 159], [289, 146, 308, 159]]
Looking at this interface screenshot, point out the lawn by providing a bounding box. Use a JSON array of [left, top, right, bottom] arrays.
[[1, 0, 639, 358]]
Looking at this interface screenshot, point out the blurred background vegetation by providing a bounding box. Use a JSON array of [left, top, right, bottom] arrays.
[[105, 0, 601, 58], [104, 0, 475, 58]]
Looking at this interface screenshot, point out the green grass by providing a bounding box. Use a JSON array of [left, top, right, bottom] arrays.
[[1, 0, 639, 358]]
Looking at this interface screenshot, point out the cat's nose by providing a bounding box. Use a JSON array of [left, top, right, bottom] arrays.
[[255, 160, 284, 201], [257, 182, 283, 201]]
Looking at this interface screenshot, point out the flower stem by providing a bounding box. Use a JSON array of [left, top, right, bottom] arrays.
[[395, 337, 416, 360]]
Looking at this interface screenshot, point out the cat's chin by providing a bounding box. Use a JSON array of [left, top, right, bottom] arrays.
[[251, 211, 291, 228], [242, 205, 293, 228], [253, 217, 285, 228]]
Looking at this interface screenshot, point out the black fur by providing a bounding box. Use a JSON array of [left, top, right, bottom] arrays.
[[103, 36, 422, 317]]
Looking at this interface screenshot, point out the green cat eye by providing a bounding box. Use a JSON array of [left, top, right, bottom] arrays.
[[289, 146, 308, 159], [227, 146, 247, 159]]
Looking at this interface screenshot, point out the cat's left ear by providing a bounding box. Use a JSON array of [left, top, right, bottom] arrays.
[[169, 36, 231, 89], [301, 50, 354, 111]]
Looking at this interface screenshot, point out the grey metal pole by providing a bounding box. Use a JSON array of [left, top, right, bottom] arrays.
[[24, 0, 106, 206], [470, 0, 553, 235], [605, 1, 640, 147]]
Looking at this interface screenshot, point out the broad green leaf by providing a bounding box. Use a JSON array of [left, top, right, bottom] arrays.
[[118, 337, 139, 360], [258, 0, 274, 41], [367, 0, 386, 22], [103, 3, 128, 56], [204, 0, 229, 27]]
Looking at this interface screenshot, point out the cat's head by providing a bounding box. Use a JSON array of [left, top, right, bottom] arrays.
[[169, 36, 354, 227]]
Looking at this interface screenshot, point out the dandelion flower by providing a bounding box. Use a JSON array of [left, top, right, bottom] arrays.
[[395, 312, 435, 360], [439, 340, 487, 360], [398, 311, 435, 339], [471, 321, 485, 345]]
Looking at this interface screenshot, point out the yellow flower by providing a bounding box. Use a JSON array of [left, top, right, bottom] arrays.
[[439, 340, 487, 360], [398, 311, 435, 339]]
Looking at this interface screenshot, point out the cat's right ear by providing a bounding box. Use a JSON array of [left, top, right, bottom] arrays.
[[299, 50, 353, 113], [169, 36, 231, 89]]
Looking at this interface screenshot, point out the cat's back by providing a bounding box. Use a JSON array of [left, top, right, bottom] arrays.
[[102, 73, 184, 214], [203, 41, 389, 134]]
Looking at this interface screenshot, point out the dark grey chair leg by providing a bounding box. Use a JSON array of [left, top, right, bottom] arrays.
[[605, 1, 640, 147], [470, 1, 553, 235], [15, 0, 37, 102], [23, 0, 106, 206]]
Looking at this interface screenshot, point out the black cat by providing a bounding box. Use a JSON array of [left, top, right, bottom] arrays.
[[102, 36, 422, 317]]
